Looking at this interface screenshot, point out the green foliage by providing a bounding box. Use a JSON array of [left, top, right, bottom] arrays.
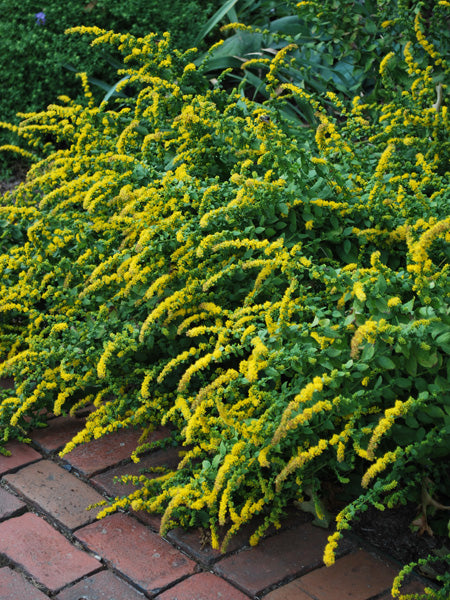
[[197, 0, 450, 124], [1, 7, 450, 598], [0, 0, 214, 175]]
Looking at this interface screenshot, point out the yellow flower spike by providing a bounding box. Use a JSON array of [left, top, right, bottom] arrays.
[[194, 369, 239, 408], [387, 297, 402, 308], [271, 372, 331, 446], [407, 216, 450, 277], [279, 82, 321, 111], [350, 318, 379, 359], [367, 398, 414, 459], [361, 448, 402, 488], [352, 281, 366, 303], [177, 351, 215, 392], [379, 52, 395, 77], [323, 531, 341, 566], [414, 11, 447, 68], [275, 439, 329, 492]]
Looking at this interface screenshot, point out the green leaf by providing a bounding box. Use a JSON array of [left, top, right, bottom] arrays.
[[103, 75, 130, 103], [405, 414, 419, 428], [376, 274, 387, 294], [415, 349, 438, 368], [194, 0, 240, 44], [425, 406, 445, 419], [377, 355, 396, 370], [436, 331, 450, 346], [405, 355, 417, 377], [361, 344, 375, 362]]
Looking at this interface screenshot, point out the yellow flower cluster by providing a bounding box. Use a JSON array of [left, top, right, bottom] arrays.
[[361, 448, 402, 488], [367, 398, 414, 459], [414, 12, 447, 68], [275, 438, 328, 491], [350, 319, 379, 358]]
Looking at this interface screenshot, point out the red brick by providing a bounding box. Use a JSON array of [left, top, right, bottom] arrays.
[[131, 507, 162, 531], [55, 570, 146, 600], [0, 441, 41, 475], [91, 447, 180, 497], [31, 416, 86, 452], [167, 508, 312, 565], [0, 566, 50, 600], [167, 525, 251, 565], [155, 572, 251, 599], [0, 513, 101, 593], [213, 522, 333, 596], [91, 446, 180, 533], [262, 583, 313, 600], [3, 460, 104, 529], [297, 549, 398, 600], [0, 487, 25, 520], [75, 512, 195, 595], [62, 428, 146, 476]]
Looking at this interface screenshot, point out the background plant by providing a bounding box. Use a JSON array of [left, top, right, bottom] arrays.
[[195, 0, 450, 124], [0, 0, 214, 177], [0, 4, 449, 598]]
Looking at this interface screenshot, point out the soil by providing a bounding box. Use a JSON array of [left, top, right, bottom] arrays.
[[0, 161, 28, 196], [351, 502, 448, 581]]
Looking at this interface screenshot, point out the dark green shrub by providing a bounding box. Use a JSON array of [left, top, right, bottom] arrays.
[[0, 0, 213, 175]]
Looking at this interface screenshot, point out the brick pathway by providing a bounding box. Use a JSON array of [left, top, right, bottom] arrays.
[[0, 413, 432, 599]]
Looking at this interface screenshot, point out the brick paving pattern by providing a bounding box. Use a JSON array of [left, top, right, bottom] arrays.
[[0, 487, 25, 520], [0, 567, 50, 600], [54, 570, 147, 600], [0, 513, 101, 593], [0, 415, 432, 599], [0, 441, 41, 475], [3, 460, 104, 528], [213, 523, 334, 596], [75, 512, 196, 595], [31, 415, 88, 452]]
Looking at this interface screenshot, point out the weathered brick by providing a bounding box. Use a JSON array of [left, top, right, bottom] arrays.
[[62, 428, 144, 476], [130, 507, 162, 531], [297, 549, 398, 600], [155, 572, 251, 599], [55, 570, 146, 600], [75, 512, 195, 595], [31, 416, 86, 452], [0, 377, 14, 390], [3, 460, 104, 529], [166, 525, 250, 565], [0, 442, 41, 475], [262, 582, 313, 600], [0, 513, 101, 593], [0, 487, 26, 520], [91, 446, 180, 497], [0, 566, 50, 600], [213, 522, 334, 596], [167, 508, 312, 565]]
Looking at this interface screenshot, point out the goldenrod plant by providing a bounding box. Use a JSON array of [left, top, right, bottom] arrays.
[[0, 6, 449, 597]]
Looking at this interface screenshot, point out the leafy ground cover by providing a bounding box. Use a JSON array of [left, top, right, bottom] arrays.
[[0, 2, 449, 598]]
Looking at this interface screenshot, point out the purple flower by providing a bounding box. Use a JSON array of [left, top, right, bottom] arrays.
[[35, 11, 46, 25]]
